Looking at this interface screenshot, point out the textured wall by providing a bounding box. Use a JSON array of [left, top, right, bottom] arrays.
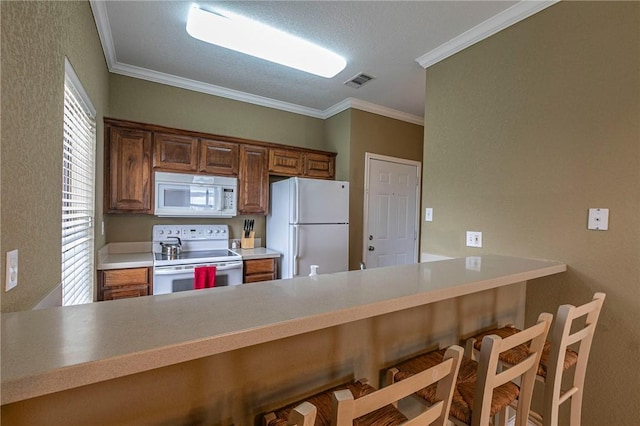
[[349, 109, 424, 270], [1, 1, 109, 312], [421, 2, 640, 424]]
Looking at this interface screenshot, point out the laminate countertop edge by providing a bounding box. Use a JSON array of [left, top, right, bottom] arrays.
[[1, 255, 565, 405]]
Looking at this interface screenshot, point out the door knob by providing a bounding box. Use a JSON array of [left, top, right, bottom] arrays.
[[368, 245, 375, 251], [369, 235, 373, 241]]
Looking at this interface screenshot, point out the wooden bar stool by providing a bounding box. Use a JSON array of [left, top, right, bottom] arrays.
[[388, 313, 552, 426], [466, 292, 605, 426], [263, 345, 464, 426]]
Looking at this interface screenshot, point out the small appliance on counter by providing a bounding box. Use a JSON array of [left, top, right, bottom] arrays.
[[152, 224, 243, 294], [267, 177, 349, 279]]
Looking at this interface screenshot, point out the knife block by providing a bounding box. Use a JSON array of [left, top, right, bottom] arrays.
[[241, 232, 255, 249]]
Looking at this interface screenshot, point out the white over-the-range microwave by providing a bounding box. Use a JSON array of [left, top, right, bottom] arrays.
[[154, 171, 237, 218]]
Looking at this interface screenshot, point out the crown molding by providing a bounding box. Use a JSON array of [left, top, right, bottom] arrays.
[[323, 98, 424, 125], [91, 1, 424, 125], [110, 62, 327, 118], [415, 0, 559, 69], [89, 0, 117, 67]]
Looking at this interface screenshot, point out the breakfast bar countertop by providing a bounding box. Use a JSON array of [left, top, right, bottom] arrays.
[[1, 255, 565, 405]]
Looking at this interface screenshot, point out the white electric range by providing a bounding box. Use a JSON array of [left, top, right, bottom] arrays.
[[152, 224, 243, 294]]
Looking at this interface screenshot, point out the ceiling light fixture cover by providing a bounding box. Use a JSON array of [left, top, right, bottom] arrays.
[[186, 5, 347, 78]]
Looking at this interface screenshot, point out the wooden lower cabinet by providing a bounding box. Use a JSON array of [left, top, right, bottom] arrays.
[[243, 258, 276, 283], [98, 267, 152, 301]]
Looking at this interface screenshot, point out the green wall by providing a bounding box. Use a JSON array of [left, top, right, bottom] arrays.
[[1, 1, 109, 312], [421, 2, 639, 423]]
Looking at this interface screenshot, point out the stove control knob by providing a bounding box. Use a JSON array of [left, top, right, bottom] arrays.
[[222, 229, 227, 234], [167, 230, 172, 235], [175, 230, 180, 235], [215, 229, 220, 234], [159, 230, 164, 235], [207, 229, 213, 235]]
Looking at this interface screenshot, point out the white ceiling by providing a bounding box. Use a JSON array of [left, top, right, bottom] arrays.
[[90, 1, 556, 125]]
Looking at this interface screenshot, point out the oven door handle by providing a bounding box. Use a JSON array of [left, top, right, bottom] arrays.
[[154, 261, 243, 275], [214, 261, 243, 271]]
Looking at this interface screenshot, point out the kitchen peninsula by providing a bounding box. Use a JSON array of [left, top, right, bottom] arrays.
[[1, 255, 566, 425]]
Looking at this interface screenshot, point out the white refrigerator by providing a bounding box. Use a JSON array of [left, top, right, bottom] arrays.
[[267, 177, 349, 279]]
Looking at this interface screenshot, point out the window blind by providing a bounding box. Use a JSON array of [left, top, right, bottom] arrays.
[[62, 60, 96, 306]]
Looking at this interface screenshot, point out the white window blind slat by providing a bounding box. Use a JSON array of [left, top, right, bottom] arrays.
[[62, 60, 96, 307]]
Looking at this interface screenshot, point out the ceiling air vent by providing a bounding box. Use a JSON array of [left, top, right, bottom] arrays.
[[344, 72, 375, 89]]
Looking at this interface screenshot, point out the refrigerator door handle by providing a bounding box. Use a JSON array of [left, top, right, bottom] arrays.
[[293, 178, 299, 224], [293, 224, 299, 276]]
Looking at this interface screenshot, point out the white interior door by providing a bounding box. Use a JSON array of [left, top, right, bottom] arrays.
[[363, 154, 420, 269]]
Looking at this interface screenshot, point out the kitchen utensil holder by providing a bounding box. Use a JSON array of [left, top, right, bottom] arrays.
[[241, 232, 255, 249]]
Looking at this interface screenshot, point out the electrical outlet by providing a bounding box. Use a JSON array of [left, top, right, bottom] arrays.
[[587, 208, 609, 230], [466, 231, 482, 248], [6, 249, 18, 291]]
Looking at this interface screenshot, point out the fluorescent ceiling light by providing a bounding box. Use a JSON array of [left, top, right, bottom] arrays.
[[186, 5, 347, 78]]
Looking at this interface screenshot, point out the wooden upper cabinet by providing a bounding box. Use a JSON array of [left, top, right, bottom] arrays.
[[268, 149, 304, 176], [238, 145, 269, 215], [153, 133, 198, 171], [304, 152, 335, 179], [199, 139, 239, 175], [106, 126, 153, 213], [269, 148, 335, 180]]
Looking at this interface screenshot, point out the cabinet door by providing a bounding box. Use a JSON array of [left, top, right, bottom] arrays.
[[106, 127, 152, 213], [199, 139, 239, 175], [304, 152, 335, 179], [238, 145, 269, 214], [268, 149, 304, 176], [153, 133, 198, 171]]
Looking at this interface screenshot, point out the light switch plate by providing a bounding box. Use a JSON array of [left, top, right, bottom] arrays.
[[6, 249, 18, 291], [588, 208, 609, 231], [425, 208, 433, 222]]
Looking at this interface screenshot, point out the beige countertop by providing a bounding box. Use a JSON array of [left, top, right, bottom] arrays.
[[96, 243, 280, 270], [234, 247, 281, 259], [1, 255, 565, 405]]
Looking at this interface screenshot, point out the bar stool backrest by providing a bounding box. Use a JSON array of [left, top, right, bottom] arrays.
[[543, 292, 605, 426], [332, 345, 464, 426], [473, 313, 552, 426]]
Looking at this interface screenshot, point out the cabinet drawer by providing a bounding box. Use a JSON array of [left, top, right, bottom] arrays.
[[102, 268, 149, 288], [244, 258, 275, 274], [103, 285, 149, 300], [244, 272, 276, 283]]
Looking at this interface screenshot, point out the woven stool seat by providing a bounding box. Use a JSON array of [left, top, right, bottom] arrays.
[[465, 293, 605, 426], [391, 348, 519, 424], [388, 313, 552, 426], [266, 381, 407, 426], [469, 325, 578, 377], [264, 346, 463, 426]]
